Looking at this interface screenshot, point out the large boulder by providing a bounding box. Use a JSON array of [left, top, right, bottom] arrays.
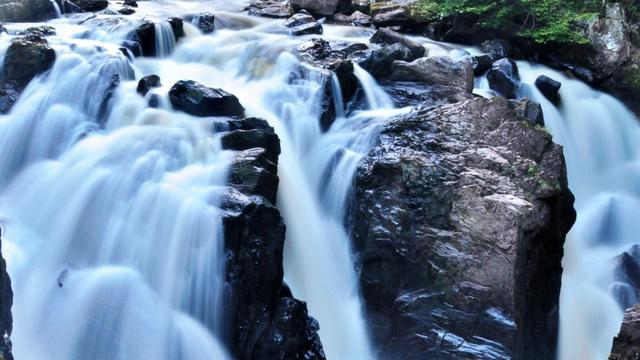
[[351, 97, 575, 359], [390, 56, 474, 91], [169, 80, 245, 117], [487, 58, 521, 99], [221, 118, 325, 360], [0, 0, 58, 22], [610, 305, 640, 360], [3, 36, 56, 88], [370, 28, 425, 60]]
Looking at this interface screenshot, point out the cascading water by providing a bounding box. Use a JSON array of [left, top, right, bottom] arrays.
[[476, 61, 640, 359], [0, 4, 409, 359]]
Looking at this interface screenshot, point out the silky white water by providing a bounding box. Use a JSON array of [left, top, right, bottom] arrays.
[[0, 3, 413, 359]]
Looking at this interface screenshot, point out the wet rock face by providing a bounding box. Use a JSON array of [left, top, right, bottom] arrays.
[[221, 117, 325, 360], [610, 305, 640, 360], [193, 13, 215, 34], [487, 58, 521, 99], [0, 0, 58, 22], [247, 0, 294, 18], [390, 56, 474, 92], [370, 28, 425, 60], [169, 80, 245, 117], [351, 97, 575, 359], [136, 75, 161, 96], [3, 36, 56, 88], [285, 11, 323, 36]]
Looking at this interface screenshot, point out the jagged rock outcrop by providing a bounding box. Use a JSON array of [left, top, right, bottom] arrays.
[[351, 97, 575, 359], [389, 56, 474, 92], [0, 0, 58, 22], [219, 116, 325, 360], [610, 305, 640, 360]]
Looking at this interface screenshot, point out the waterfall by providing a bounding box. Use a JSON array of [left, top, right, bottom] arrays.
[[477, 61, 640, 360], [353, 64, 394, 110], [154, 21, 177, 58]]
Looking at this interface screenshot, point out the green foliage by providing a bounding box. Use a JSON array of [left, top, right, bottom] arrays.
[[413, 0, 604, 44]]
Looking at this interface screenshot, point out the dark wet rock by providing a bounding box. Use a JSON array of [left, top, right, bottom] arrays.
[[352, 96, 575, 360], [351, 0, 370, 14], [0, 24, 5, 34], [291, 0, 339, 16], [3, 36, 56, 88], [118, 6, 135, 15], [481, 39, 512, 60], [390, 56, 474, 92], [169, 80, 245, 118], [193, 12, 215, 34], [610, 304, 640, 360], [0, 0, 58, 22], [471, 54, 494, 75], [222, 118, 325, 360], [124, 0, 137, 7], [370, 28, 425, 61], [535, 75, 561, 105], [381, 81, 473, 108], [127, 18, 184, 57], [69, 0, 108, 12], [0, 81, 19, 114], [599, 50, 640, 117], [222, 128, 281, 168], [354, 43, 413, 79], [247, 0, 294, 18], [487, 58, 520, 99], [136, 75, 161, 96]]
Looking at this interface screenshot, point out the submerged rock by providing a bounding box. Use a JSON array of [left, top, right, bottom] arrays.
[[193, 13, 216, 34], [169, 80, 245, 117], [127, 18, 184, 57], [3, 36, 56, 88], [390, 56, 474, 91], [370, 28, 425, 61], [352, 97, 575, 359], [487, 58, 521, 99], [0, 0, 58, 22]]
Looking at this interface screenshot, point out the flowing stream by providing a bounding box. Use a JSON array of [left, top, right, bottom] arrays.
[[0, 1, 638, 359]]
